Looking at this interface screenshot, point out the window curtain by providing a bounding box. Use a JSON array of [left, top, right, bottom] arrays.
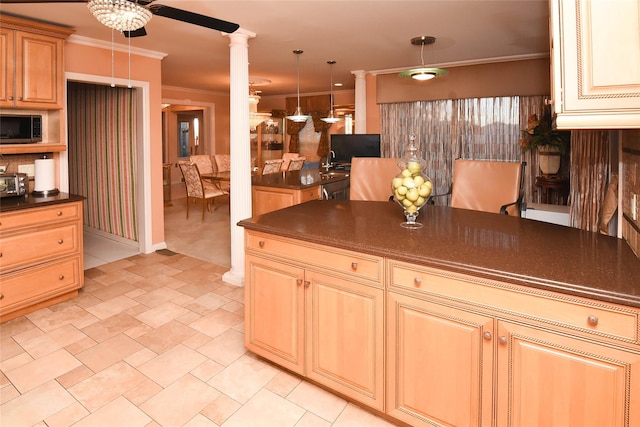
[[568, 130, 610, 231], [67, 82, 138, 241]]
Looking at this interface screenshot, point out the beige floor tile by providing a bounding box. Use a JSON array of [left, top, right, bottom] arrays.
[[190, 359, 225, 383], [0, 337, 27, 363], [26, 305, 91, 333], [133, 287, 188, 308], [55, 365, 94, 389], [0, 380, 76, 426], [43, 401, 90, 427], [124, 347, 158, 367], [72, 396, 152, 427], [123, 377, 163, 406], [184, 413, 220, 427], [295, 411, 333, 427], [184, 292, 232, 316], [75, 333, 144, 372], [68, 361, 147, 412], [135, 319, 197, 354], [189, 308, 243, 339], [331, 403, 398, 427], [140, 374, 221, 426], [92, 269, 144, 287], [80, 312, 143, 342], [5, 348, 81, 393], [196, 329, 246, 366], [20, 324, 87, 359], [11, 325, 44, 344], [134, 301, 190, 328], [0, 350, 33, 372], [287, 381, 347, 423], [139, 343, 207, 387], [201, 393, 241, 425], [85, 295, 140, 320], [221, 388, 305, 427], [0, 383, 20, 404], [208, 354, 279, 404], [0, 316, 37, 338], [64, 336, 98, 355], [265, 371, 302, 398]]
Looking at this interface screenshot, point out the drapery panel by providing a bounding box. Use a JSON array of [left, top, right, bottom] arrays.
[[67, 82, 138, 241]]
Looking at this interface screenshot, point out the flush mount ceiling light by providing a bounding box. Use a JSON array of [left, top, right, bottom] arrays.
[[286, 50, 311, 123], [399, 36, 448, 81], [88, 0, 152, 32], [322, 60, 343, 124]]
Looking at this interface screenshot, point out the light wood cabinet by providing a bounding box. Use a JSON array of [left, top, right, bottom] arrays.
[[549, 0, 640, 128], [0, 14, 72, 109], [244, 230, 385, 410], [0, 200, 84, 323], [252, 185, 320, 217]]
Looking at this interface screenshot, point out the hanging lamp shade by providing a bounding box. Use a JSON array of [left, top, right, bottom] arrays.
[[399, 36, 448, 80], [87, 0, 152, 32], [286, 50, 311, 123], [322, 60, 343, 124]]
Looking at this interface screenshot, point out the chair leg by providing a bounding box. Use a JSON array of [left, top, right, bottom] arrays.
[[201, 198, 206, 221], [185, 197, 190, 219]]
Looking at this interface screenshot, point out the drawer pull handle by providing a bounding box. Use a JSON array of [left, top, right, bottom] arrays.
[[587, 315, 599, 326], [351, 262, 358, 270], [414, 277, 422, 286], [483, 331, 492, 341], [258, 241, 265, 248], [296, 279, 303, 285], [499, 336, 508, 345], [57, 211, 63, 216], [0, 293, 4, 300], [304, 280, 310, 288], [58, 239, 64, 244], [58, 275, 64, 280]]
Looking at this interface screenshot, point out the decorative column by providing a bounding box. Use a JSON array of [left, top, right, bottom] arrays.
[[222, 28, 255, 286], [352, 70, 367, 134]]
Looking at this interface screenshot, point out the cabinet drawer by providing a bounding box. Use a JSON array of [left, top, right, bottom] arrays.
[[0, 256, 82, 315], [0, 223, 80, 272], [389, 261, 639, 343], [299, 187, 320, 203], [247, 231, 382, 283], [0, 203, 81, 232]]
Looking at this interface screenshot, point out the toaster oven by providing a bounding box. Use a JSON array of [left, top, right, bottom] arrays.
[[0, 173, 28, 198]]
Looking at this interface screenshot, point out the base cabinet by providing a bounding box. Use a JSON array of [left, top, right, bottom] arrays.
[[252, 185, 320, 217]]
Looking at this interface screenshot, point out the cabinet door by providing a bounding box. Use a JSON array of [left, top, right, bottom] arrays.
[[15, 31, 63, 109], [244, 255, 305, 374], [550, 0, 640, 128], [386, 292, 494, 427], [0, 27, 15, 107], [305, 271, 385, 411], [496, 321, 640, 427]]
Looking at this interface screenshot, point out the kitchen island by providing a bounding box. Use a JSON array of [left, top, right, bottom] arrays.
[[240, 200, 640, 427], [0, 193, 85, 322], [251, 169, 349, 216]]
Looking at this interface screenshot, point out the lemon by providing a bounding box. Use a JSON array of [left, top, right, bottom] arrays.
[[413, 175, 425, 187], [407, 161, 421, 175], [401, 169, 412, 178], [402, 177, 416, 189], [397, 185, 408, 195], [405, 205, 418, 213], [406, 188, 419, 202], [392, 177, 403, 188], [402, 198, 413, 207], [418, 183, 432, 198], [416, 196, 425, 206]]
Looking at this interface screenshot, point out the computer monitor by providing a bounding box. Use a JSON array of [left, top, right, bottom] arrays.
[[330, 134, 381, 165]]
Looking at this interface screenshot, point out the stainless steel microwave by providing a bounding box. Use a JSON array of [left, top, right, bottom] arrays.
[[0, 114, 42, 143]]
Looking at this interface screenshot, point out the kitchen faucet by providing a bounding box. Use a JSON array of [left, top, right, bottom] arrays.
[[322, 150, 335, 171]]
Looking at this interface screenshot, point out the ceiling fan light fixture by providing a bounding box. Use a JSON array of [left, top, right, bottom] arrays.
[[286, 50, 311, 123], [322, 60, 344, 124], [399, 36, 447, 81], [88, 0, 152, 32]]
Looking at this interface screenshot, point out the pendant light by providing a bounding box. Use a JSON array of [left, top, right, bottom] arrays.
[[286, 50, 310, 123], [321, 60, 343, 124], [399, 36, 448, 81]]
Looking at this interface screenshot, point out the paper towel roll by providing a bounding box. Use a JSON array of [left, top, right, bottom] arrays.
[[34, 158, 56, 192]]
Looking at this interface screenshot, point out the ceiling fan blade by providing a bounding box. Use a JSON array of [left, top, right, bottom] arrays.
[[124, 27, 147, 37], [148, 4, 239, 34]]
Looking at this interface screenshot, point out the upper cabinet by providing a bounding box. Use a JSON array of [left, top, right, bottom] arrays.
[[550, 0, 640, 129], [0, 14, 73, 110]]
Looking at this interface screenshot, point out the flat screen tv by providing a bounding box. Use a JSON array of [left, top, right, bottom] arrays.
[[330, 134, 381, 165]]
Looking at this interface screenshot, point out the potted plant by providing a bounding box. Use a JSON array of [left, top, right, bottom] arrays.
[[520, 106, 570, 177]]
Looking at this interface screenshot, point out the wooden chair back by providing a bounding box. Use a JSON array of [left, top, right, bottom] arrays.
[[349, 157, 399, 201], [189, 155, 214, 175], [262, 159, 284, 175]]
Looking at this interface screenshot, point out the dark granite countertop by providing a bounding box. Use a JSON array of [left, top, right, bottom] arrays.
[[0, 192, 85, 213], [252, 170, 349, 190], [239, 200, 640, 308]]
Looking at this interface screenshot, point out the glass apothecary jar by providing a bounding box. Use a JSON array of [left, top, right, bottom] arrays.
[[391, 135, 433, 228]]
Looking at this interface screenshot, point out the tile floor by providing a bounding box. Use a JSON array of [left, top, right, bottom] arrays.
[[0, 198, 398, 426]]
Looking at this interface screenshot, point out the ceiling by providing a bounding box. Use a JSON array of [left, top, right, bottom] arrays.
[[0, 0, 551, 98]]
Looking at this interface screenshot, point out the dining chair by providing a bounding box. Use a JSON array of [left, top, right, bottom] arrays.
[[280, 152, 300, 171], [262, 159, 284, 175], [349, 157, 400, 201], [177, 161, 229, 221], [190, 154, 214, 175], [286, 156, 305, 171], [214, 154, 231, 172]]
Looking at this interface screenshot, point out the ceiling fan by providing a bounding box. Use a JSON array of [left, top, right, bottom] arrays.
[[0, 0, 240, 37]]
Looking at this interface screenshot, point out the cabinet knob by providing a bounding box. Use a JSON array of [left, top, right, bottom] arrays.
[[296, 279, 303, 285], [413, 277, 422, 286], [57, 211, 63, 216], [58, 239, 63, 244], [58, 275, 64, 280], [587, 315, 599, 326], [304, 280, 310, 288], [351, 262, 358, 270], [499, 336, 508, 345], [483, 331, 492, 341], [258, 241, 265, 247], [8, 96, 13, 101], [0, 252, 2, 258], [0, 293, 4, 300]]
